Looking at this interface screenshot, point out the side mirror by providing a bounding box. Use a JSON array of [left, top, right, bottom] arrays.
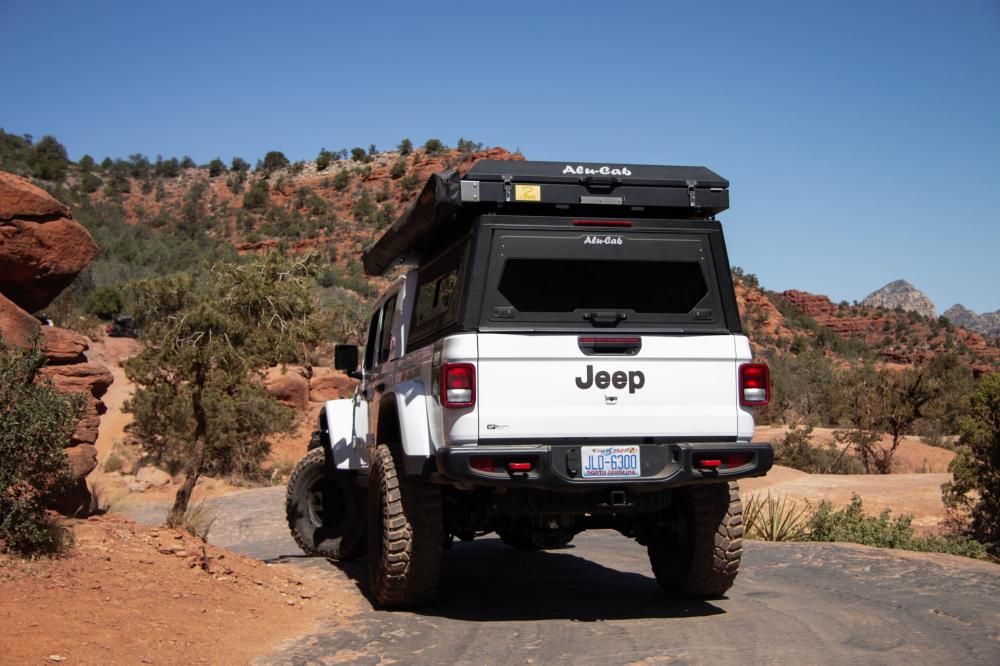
[[334, 344, 362, 379]]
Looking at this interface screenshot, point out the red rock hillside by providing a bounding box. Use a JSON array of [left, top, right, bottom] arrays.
[[733, 275, 999, 374], [0, 172, 113, 513]]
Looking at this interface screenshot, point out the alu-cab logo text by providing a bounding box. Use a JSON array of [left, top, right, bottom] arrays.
[[562, 165, 633, 176], [583, 235, 624, 245]]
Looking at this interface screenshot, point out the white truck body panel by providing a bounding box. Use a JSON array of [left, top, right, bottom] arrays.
[[476, 333, 744, 441]]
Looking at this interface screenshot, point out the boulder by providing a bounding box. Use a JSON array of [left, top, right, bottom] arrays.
[[264, 366, 310, 409], [0, 290, 39, 346], [136, 465, 172, 487], [0, 172, 100, 312], [0, 217, 100, 312], [64, 444, 98, 479], [309, 368, 357, 401], [43, 326, 89, 364], [0, 172, 71, 221]]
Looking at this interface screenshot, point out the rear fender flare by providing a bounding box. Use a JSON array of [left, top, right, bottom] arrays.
[[379, 381, 433, 474], [319, 398, 368, 470]]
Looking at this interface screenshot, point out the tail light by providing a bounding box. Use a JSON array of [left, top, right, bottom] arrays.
[[470, 457, 494, 472], [694, 452, 754, 470], [441, 363, 476, 408], [739, 363, 770, 406]]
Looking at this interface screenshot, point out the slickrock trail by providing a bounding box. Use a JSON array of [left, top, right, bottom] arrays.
[[126, 486, 1000, 666]]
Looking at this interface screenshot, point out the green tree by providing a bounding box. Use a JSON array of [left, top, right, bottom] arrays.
[[124, 255, 318, 527], [832, 360, 966, 474], [400, 172, 422, 193], [180, 156, 196, 169], [231, 156, 250, 173], [261, 151, 290, 171], [30, 135, 69, 181], [398, 138, 413, 155], [332, 169, 350, 190], [77, 154, 95, 172], [942, 372, 1000, 556], [0, 336, 81, 555], [350, 147, 368, 162], [389, 158, 407, 179], [80, 172, 103, 194], [316, 148, 334, 171], [0, 129, 34, 175], [423, 138, 445, 155], [208, 158, 227, 177], [242, 180, 270, 209], [86, 285, 124, 319], [456, 137, 481, 154], [350, 187, 375, 224], [154, 156, 180, 178]]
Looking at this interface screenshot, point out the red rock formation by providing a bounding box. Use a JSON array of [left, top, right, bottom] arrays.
[[264, 366, 310, 410], [0, 170, 112, 514], [308, 368, 357, 402], [0, 291, 39, 346], [42, 326, 89, 363], [778, 288, 1000, 373], [0, 172, 100, 312]]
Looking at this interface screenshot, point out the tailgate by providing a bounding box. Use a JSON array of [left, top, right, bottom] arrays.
[[476, 333, 738, 441]]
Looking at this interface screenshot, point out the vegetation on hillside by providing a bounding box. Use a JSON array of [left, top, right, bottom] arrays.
[[733, 269, 987, 475]]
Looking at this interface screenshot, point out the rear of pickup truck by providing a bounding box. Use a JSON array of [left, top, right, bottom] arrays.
[[432, 219, 773, 489]]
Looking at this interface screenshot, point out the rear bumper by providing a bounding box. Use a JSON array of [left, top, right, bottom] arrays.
[[435, 441, 773, 491]]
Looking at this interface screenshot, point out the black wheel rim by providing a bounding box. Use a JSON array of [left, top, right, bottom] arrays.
[[307, 476, 345, 533]]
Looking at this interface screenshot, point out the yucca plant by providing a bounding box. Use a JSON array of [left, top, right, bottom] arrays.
[[744, 492, 811, 541]]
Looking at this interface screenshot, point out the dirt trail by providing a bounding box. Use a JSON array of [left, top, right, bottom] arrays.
[[753, 425, 955, 473], [740, 465, 951, 530], [86, 335, 139, 463]]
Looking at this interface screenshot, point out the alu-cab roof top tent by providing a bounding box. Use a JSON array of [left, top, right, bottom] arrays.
[[362, 160, 729, 276]]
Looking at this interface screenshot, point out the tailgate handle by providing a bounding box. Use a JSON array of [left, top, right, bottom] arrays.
[[580, 176, 621, 191], [583, 311, 626, 327], [578, 336, 642, 356]]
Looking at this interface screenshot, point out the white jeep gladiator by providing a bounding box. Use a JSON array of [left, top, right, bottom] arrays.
[[286, 160, 773, 607]]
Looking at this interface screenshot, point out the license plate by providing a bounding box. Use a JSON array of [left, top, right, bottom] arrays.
[[581, 445, 641, 479]]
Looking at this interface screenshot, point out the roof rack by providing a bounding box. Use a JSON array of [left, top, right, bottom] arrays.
[[362, 160, 728, 276]]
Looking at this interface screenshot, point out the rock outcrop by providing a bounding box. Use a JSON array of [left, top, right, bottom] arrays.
[[943, 304, 1000, 339], [862, 280, 936, 319], [0, 290, 40, 346], [308, 368, 357, 402], [264, 366, 311, 410], [0, 171, 111, 515], [0, 172, 100, 312]]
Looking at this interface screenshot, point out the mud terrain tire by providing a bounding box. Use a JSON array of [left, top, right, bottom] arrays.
[[368, 443, 442, 607], [285, 447, 366, 560], [646, 481, 743, 597], [498, 529, 575, 550]]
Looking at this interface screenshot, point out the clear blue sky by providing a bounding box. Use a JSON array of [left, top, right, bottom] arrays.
[[2, 0, 998, 313]]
